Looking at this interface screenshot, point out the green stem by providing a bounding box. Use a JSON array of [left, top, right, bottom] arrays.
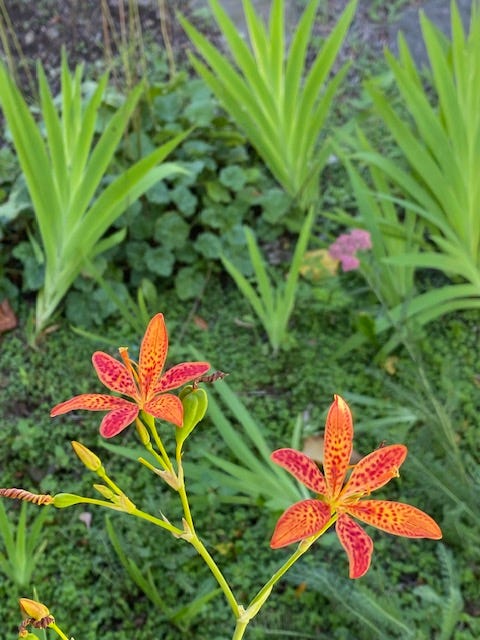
[[49, 622, 70, 640], [143, 413, 174, 472], [175, 452, 194, 531], [232, 619, 248, 640], [144, 441, 171, 471], [174, 451, 240, 617], [231, 515, 338, 640], [189, 534, 241, 618], [132, 507, 183, 537], [96, 467, 124, 495]]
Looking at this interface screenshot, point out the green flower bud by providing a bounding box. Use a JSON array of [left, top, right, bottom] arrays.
[[71, 441, 102, 472], [93, 484, 115, 500], [135, 418, 150, 445], [52, 493, 86, 508], [176, 387, 208, 448]]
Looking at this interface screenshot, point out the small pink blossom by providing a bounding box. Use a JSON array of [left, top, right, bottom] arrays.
[[328, 229, 372, 272], [339, 255, 360, 272]]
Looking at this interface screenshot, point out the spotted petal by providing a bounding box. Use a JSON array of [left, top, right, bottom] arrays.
[[324, 395, 353, 500], [153, 361, 211, 394], [271, 449, 327, 494], [139, 313, 168, 398], [51, 394, 130, 416], [270, 499, 331, 549], [347, 500, 442, 539], [144, 393, 184, 427], [92, 352, 138, 398], [342, 445, 407, 499], [336, 513, 373, 579], [99, 403, 140, 438]]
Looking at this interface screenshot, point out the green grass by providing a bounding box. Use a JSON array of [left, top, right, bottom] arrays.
[[0, 281, 479, 638]]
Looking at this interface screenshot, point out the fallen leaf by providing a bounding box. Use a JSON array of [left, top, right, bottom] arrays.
[[0, 299, 17, 333], [193, 315, 209, 331]]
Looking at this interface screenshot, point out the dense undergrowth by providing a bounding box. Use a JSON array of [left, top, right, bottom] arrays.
[[0, 281, 479, 638]]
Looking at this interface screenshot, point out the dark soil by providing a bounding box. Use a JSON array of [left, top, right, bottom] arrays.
[[1, 0, 467, 98]]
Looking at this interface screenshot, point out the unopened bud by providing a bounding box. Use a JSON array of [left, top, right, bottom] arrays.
[[176, 386, 208, 448], [19, 598, 50, 621], [71, 441, 102, 472], [52, 493, 86, 508], [93, 484, 115, 500], [135, 418, 150, 445]]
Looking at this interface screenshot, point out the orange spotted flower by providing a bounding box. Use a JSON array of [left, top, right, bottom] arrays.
[[270, 395, 442, 578], [51, 313, 210, 438]]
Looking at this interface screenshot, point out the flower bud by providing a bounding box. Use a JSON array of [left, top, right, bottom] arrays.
[[176, 386, 208, 448], [19, 598, 50, 620], [52, 493, 86, 508], [71, 441, 102, 472], [93, 484, 115, 500], [135, 418, 150, 445]]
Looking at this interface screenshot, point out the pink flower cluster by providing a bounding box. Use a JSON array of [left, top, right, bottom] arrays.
[[328, 229, 372, 272]]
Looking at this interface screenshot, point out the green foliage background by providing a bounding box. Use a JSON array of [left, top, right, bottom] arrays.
[[0, 1, 479, 638]]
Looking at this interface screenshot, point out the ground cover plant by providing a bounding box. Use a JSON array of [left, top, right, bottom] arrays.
[[0, 0, 479, 638]]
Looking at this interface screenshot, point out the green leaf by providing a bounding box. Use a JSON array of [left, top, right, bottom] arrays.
[[144, 247, 175, 277], [219, 165, 247, 191], [170, 185, 198, 216], [180, 0, 356, 207], [175, 266, 206, 300], [194, 232, 222, 258], [154, 212, 190, 249]]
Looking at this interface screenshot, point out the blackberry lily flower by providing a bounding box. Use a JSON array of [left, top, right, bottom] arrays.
[[270, 395, 442, 578], [51, 313, 210, 438]]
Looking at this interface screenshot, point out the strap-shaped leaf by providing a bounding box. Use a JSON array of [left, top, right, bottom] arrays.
[[284, 0, 320, 126], [221, 254, 267, 326], [283, 206, 316, 313], [38, 63, 68, 210], [204, 0, 279, 125], [245, 226, 275, 317], [0, 63, 61, 264], [295, 0, 356, 137], [421, 12, 464, 150], [266, 0, 285, 99], [70, 73, 109, 192], [66, 81, 144, 227]]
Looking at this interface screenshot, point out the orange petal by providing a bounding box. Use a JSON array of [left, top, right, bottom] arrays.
[[347, 500, 442, 539], [342, 444, 407, 499], [92, 352, 138, 398], [139, 314, 168, 398], [270, 499, 331, 549], [51, 394, 130, 416], [271, 449, 327, 494], [99, 404, 140, 438], [153, 361, 211, 394], [324, 395, 353, 500], [145, 393, 183, 427], [336, 513, 373, 579]]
